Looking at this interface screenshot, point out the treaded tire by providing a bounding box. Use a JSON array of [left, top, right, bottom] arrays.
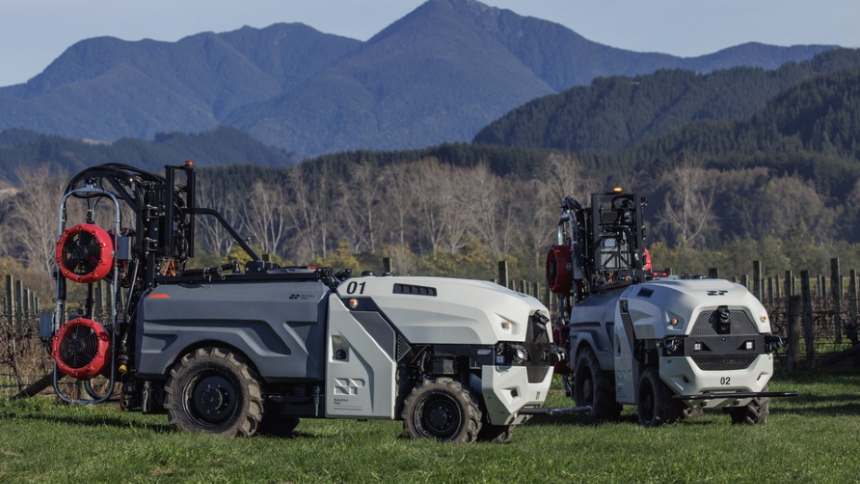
[[729, 389, 770, 425], [637, 367, 682, 427], [164, 347, 263, 437], [477, 424, 514, 444], [402, 378, 482, 443], [260, 402, 301, 436], [574, 347, 622, 421]]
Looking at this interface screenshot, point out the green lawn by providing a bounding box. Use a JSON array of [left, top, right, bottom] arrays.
[[0, 373, 858, 483]]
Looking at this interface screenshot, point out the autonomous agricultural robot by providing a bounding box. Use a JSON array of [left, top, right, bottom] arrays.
[[546, 189, 796, 426], [44, 162, 559, 442]]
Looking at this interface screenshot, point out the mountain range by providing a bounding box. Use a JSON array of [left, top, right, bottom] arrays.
[[0, 0, 835, 157]]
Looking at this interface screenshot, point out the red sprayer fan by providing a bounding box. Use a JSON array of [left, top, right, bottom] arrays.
[[546, 245, 572, 295], [51, 318, 110, 379], [55, 223, 114, 283]]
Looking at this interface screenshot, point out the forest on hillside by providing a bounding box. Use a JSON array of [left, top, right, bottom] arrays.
[[2, 51, 860, 290]]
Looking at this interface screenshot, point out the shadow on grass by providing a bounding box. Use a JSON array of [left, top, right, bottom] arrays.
[[1, 411, 172, 433], [525, 412, 639, 427], [772, 402, 860, 417]]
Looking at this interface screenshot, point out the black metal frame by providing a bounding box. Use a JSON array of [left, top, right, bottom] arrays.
[[53, 162, 262, 404], [674, 391, 799, 401], [557, 191, 647, 304]]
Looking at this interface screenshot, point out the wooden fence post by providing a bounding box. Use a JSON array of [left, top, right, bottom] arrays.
[[767, 277, 774, 306], [787, 295, 801, 372], [544, 286, 553, 314], [382, 257, 392, 274], [784, 270, 794, 300], [848, 269, 858, 345], [520, 279, 529, 296], [22, 288, 30, 321], [497, 260, 509, 289], [4, 274, 12, 324], [801, 270, 815, 365], [741, 274, 748, 289], [831, 258, 842, 344], [14, 279, 22, 333], [753, 260, 762, 300]]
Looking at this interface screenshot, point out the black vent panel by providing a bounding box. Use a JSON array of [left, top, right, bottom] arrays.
[[691, 309, 757, 336], [393, 283, 437, 297], [692, 355, 757, 371]]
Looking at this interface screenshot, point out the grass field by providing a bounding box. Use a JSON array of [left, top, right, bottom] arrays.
[[0, 373, 858, 483]]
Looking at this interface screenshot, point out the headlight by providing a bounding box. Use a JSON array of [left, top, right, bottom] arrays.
[[662, 336, 685, 356], [514, 347, 529, 363]]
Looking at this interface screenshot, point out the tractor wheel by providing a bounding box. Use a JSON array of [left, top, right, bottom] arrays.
[[259, 402, 301, 437], [728, 390, 769, 425], [574, 347, 621, 421], [637, 367, 682, 426], [477, 423, 514, 444], [164, 347, 263, 437], [402, 378, 482, 443]]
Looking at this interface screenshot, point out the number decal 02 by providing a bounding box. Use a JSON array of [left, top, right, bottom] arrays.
[[346, 281, 367, 295], [720, 376, 731, 386]]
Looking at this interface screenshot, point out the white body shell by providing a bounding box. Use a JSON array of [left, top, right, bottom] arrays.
[[330, 276, 553, 424], [572, 278, 774, 408]]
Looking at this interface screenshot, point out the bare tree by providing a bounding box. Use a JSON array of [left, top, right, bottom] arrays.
[[380, 164, 416, 249], [659, 163, 716, 248], [410, 159, 450, 255], [337, 162, 383, 253], [542, 153, 596, 204], [241, 180, 292, 256], [460, 163, 507, 255], [756, 176, 834, 242], [5, 167, 68, 273], [196, 175, 242, 257]]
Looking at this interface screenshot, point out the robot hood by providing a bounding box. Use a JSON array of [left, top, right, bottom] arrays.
[[337, 276, 549, 345]]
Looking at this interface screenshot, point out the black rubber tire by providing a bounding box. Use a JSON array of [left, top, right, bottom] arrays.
[[401, 378, 482, 443], [477, 424, 514, 444], [637, 367, 682, 427], [729, 390, 770, 425], [259, 402, 301, 436], [574, 347, 622, 421], [164, 347, 263, 437]]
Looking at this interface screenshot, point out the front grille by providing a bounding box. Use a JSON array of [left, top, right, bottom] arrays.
[[691, 309, 757, 336], [692, 355, 757, 371], [393, 283, 436, 296]]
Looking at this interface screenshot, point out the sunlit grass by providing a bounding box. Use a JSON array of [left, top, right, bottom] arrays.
[[0, 372, 858, 483]]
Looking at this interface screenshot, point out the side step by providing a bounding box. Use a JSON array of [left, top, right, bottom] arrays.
[[674, 391, 799, 401], [519, 406, 592, 416]]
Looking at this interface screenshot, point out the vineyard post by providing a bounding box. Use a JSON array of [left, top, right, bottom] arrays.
[[831, 258, 842, 344], [848, 269, 858, 346], [801, 271, 815, 365], [787, 295, 801, 372], [753, 260, 762, 300]]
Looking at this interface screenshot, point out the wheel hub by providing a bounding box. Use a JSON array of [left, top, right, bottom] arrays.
[[421, 394, 462, 438], [190, 374, 237, 424]]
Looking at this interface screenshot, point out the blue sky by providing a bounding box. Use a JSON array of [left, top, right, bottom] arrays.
[[0, 0, 857, 87]]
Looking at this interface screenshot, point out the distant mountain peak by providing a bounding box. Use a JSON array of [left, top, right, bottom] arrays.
[[0, 0, 840, 157]]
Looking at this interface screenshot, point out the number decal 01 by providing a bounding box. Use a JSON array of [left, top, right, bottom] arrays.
[[345, 281, 367, 295]]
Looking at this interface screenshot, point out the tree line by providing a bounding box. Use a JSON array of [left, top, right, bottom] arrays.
[[3, 154, 860, 290]]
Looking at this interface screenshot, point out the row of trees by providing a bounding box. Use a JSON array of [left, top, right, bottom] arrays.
[[1, 154, 857, 286]]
